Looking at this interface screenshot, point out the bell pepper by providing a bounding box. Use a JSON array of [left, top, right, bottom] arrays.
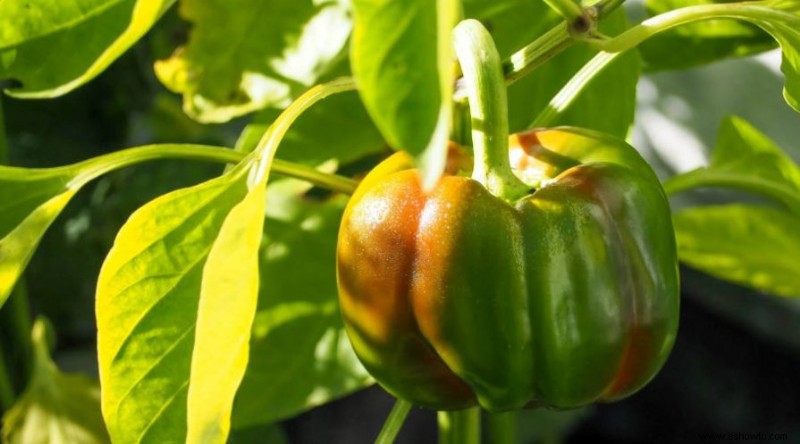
[[336, 127, 680, 412]]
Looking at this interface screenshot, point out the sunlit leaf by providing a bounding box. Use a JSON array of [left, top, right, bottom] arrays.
[[641, 0, 775, 71], [96, 167, 249, 443], [187, 185, 265, 443], [234, 92, 386, 164], [674, 204, 800, 297], [155, 0, 351, 123], [1, 318, 109, 444], [0, 144, 239, 310], [351, 0, 457, 184], [663, 116, 800, 213], [231, 179, 371, 428], [0, 0, 174, 98]]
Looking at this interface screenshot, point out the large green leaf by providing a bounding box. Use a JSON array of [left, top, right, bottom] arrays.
[[231, 179, 371, 428], [757, 0, 800, 113], [0, 144, 240, 311], [234, 92, 386, 165], [664, 116, 800, 213], [155, 0, 351, 123], [96, 167, 250, 442], [0, 0, 174, 98], [1, 318, 109, 444], [641, 0, 776, 71], [350, 0, 457, 183], [674, 204, 800, 297], [187, 185, 265, 443], [506, 8, 640, 137]]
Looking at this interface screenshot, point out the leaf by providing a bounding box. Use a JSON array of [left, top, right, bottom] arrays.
[[231, 179, 371, 428], [96, 169, 249, 443], [187, 185, 265, 443], [234, 92, 386, 165], [493, 6, 640, 137], [641, 0, 776, 71], [350, 0, 457, 183], [154, 0, 351, 123], [674, 204, 800, 297], [1, 318, 110, 444], [0, 144, 241, 311], [0, 0, 174, 98], [663, 116, 800, 213], [757, 0, 800, 113], [0, 167, 75, 308]]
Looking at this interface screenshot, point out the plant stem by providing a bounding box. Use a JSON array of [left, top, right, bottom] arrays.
[[543, 0, 585, 22], [438, 408, 481, 444], [63, 144, 357, 194], [453, 0, 627, 102], [663, 170, 800, 214], [375, 399, 413, 444], [586, 2, 800, 54], [453, 19, 529, 202], [251, 77, 357, 186], [531, 0, 799, 128], [487, 411, 517, 444], [531, 51, 621, 128]]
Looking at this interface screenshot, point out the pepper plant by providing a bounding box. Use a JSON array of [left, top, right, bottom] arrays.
[[0, 0, 799, 443]]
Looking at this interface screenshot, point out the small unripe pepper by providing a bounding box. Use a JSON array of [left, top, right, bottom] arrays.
[[336, 127, 680, 411]]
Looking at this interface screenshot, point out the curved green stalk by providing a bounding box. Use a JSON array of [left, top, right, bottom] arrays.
[[531, 0, 799, 129], [438, 408, 481, 444], [63, 144, 356, 194], [531, 51, 621, 128], [251, 78, 357, 186], [375, 399, 413, 444], [587, 2, 800, 54], [663, 170, 800, 214], [454, 19, 529, 201]]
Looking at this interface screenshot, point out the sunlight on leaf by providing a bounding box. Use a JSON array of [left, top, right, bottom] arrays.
[[674, 204, 800, 297], [663, 116, 800, 213], [351, 0, 457, 184], [154, 0, 351, 123], [187, 185, 265, 444], [96, 169, 249, 443], [1, 318, 109, 444], [0, 0, 174, 98], [231, 179, 371, 428]]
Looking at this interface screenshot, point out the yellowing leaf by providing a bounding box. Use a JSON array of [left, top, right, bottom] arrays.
[[187, 185, 265, 443]]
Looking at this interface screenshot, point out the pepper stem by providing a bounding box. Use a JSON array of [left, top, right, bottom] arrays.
[[453, 20, 529, 202]]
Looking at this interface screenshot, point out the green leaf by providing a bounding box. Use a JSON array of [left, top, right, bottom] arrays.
[[0, 166, 75, 308], [1, 318, 110, 444], [234, 92, 385, 165], [0, 0, 174, 98], [663, 116, 800, 214], [96, 168, 249, 443], [154, 0, 351, 123], [231, 179, 371, 428], [350, 0, 457, 183], [509, 8, 640, 137], [757, 0, 800, 113], [0, 144, 242, 311], [674, 204, 800, 297], [641, 0, 776, 71], [187, 185, 265, 443]]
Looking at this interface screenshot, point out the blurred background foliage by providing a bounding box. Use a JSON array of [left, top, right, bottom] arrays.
[[0, 0, 799, 442]]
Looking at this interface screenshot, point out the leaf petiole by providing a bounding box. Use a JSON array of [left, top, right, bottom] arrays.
[[375, 399, 413, 444]]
